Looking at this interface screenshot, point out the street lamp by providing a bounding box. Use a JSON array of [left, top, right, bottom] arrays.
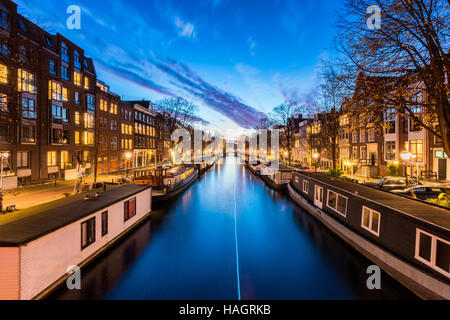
[[0, 152, 9, 212], [313, 153, 319, 172], [400, 151, 411, 184], [125, 152, 132, 178]]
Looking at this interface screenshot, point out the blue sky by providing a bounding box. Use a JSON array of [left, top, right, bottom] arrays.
[[17, 0, 342, 135]]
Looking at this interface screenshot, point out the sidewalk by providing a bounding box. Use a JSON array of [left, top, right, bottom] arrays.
[[1, 174, 130, 212]]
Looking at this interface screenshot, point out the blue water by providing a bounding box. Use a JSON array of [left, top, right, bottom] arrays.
[[50, 157, 417, 300]]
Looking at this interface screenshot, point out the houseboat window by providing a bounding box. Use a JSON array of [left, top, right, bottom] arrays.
[[302, 180, 309, 194], [124, 198, 136, 222], [101, 211, 108, 237], [81, 217, 96, 250], [326, 190, 348, 217], [415, 229, 450, 277], [361, 207, 381, 237]]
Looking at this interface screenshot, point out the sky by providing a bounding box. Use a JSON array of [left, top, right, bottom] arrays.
[[16, 0, 343, 136]]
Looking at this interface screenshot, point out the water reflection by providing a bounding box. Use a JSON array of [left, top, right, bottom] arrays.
[[49, 157, 417, 300]]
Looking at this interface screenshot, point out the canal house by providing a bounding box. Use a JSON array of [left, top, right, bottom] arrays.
[[0, 184, 152, 300], [289, 171, 449, 299]]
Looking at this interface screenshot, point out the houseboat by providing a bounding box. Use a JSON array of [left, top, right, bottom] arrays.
[[288, 171, 450, 300], [248, 164, 293, 191], [0, 184, 152, 300], [195, 156, 216, 175], [135, 166, 198, 203]]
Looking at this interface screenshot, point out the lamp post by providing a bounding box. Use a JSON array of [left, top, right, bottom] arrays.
[[125, 152, 132, 178], [411, 154, 419, 185], [0, 152, 9, 212], [400, 151, 411, 185], [313, 153, 319, 172]]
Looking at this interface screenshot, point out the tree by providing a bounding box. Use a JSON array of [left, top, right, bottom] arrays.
[[269, 102, 302, 166], [314, 58, 350, 170], [155, 97, 199, 135], [336, 0, 450, 155]]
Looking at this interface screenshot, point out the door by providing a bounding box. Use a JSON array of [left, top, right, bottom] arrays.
[[314, 185, 324, 209], [438, 159, 447, 180]]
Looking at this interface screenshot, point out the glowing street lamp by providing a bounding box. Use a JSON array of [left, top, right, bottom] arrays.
[[125, 152, 132, 177], [400, 151, 412, 184], [312, 153, 319, 172]]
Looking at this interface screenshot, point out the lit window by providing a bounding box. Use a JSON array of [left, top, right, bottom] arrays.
[[62, 87, 69, 102], [18, 69, 36, 94], [75, 112, 81, 125], [327, 190, 348, 217], [74, 71, 81, 86], [47, 151, 57, 167], [75, 131, 80, 144], [48, 80, 62, 101], [84, 76, 89, 89], [0, 64, 7, 83]]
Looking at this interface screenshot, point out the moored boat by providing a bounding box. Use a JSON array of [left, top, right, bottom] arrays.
[[135, 166, 198, 204], [289, 171, 450, 300]]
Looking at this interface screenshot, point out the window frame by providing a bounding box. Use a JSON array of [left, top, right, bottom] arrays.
[[81, 217, 96, 250], [124, 197, 137, 222], [302, 180, 309, 194], [326, 190, 348, 217], [361, 206, 381, 237], [101, 211, 108, 237], [415, 229, 450, 278]]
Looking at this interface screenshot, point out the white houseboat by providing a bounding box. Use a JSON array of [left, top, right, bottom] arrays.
[[0, 184, 152, 300]]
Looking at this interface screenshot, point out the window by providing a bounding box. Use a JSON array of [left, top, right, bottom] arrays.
[[49, 59, 56, 75], [75, 112, 81, 125], [385, 142, 396, 161], [110, 103, 118, 114], [0, 4, 9, 31], [86, 95, 95, 111], [124, 198, 137, 221], [352, 146, 359, 161], [19, 45, 26, 62], [84, 113, 95, 129], [74, 71, 81, 86], [61, 151, 69, 169], [360, 146, 367, 161], [101, 212, 108, 237], [100, 99, 108, 111], [111, 137, 118, 151], [61, 42, 69, 63], [81, 217, 96, 250], [0, 39, 8, 55], [83, 131, 94, 145], [368, 129, 376, 142], [62, 88, 69, 102], [415, 229, 450, 277], [352, 131, 358, 143], [0, 93, 7, 112], [360, 131, 367, 143], [47, 151, 57, 167], [51, 128, 69, 144], [49, 80, 62, 101], [84, 76, 89, 89], [409, 140, 423, 162], [61, 64, 69, 81], [75, 131, 80, 144], [52, 105, 68, 122], [20, 97, 36, 119], [83, 151, 90, 162], [19, 125, 35, 143], [302, 180, 309, 194], [17, 151, 30, 169], [327, 190, 348, 217], [75, 92, 80, 105], [0, 64, 7, 83], [18, 69, 36, 94], [361, 207, 381, 237], [74, 50, 81, 69], [0, 123, 8, 141]]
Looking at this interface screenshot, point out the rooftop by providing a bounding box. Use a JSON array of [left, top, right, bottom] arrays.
[[0, 184, 151, 246]]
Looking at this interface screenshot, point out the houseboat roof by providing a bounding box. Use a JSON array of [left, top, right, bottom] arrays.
[[167, 166, 194, 176], [296, 172, 450, 231], [0, 185, 151, 246]]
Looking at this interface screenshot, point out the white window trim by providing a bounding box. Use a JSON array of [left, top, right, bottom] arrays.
[[415, 229, 450, 278], [326, 190, 348, 217], [302, 180, 309, 194], [314, 185, 323, 209], [361, 206, 381, 237]]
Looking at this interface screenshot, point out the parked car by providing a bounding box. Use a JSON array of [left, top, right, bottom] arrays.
[[363, 176, 421, 191], [392, 186, 449, 200]]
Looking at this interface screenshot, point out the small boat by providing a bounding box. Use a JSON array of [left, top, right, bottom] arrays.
[[135, 166, 198, 203], [195, 156, 216, 175], [247, 163, 293, 191]]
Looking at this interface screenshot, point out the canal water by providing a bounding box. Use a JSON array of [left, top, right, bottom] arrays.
[[50, 157, 417, 300]]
